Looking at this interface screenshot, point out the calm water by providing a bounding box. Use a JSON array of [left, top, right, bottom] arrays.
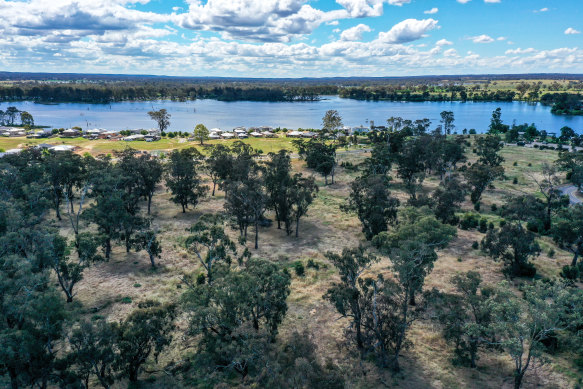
[[3, 97, 583, 133]]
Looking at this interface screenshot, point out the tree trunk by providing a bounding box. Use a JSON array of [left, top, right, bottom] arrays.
[[55, 198, 61, 221], [254, 220, 259, 249], [514, 372, 524, 389], [105, 238, 111, 261], [181, 203, 186, 213], [212, 182, 216, 196], [295, 216, 300, 238], [147, 195, 152, 215], [149, 252, 156, 268], [324, 175, 328, 185], [572, 248, 580, 267]]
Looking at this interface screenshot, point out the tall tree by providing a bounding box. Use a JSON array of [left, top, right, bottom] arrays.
[[193, 123, 209, 145], [114, 301, 175, 383], [464, 163, 504, 207], [529, 162, 567, 231], [290, 174, 318, 238], [205, 144, 233, 196], [481, 222, 540, 278], [475, 134, 504, 167], [324, 246, 379, 353], [396, 138, 427, 202], [488, 107, 509, 133], [147, 109, 170, 133], [433, 271, 494, 368], [440, 110, 455, 135], [184, 214, 237, 285], [342, 175, 399, 240], [165, 148, 208, 213], [264, 150, 293, 231], [116, 149, 163, 215], [43, 151, 82, 221], [489, 281, 583, 389], [67, 320, 118, 389], [294, 139, 337, 185], [551, 204, 583, 266], [321, 109, 343, 136], [19, 111, 34, 129], [432, 175, 467, 225]]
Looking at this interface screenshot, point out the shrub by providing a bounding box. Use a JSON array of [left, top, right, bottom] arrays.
[[196, 273, 206, 285], [528, 162, 532, 167], [527, 219, 545, 233], [548, 248, 555, 258], [560, 265, 579, 280], [478, 218, 488, 233], [499, 219, 507, 227], [513, 177, 518, 185], [471, 241, 479, 250], [307, 259, 320, 270], [513, 161, 518, 166], [491, 203, 498, 212], [294, 261, 305, 277], [460, 213, 480, 230]]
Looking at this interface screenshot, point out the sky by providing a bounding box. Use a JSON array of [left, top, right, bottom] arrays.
[[0, 0, 582, 77]]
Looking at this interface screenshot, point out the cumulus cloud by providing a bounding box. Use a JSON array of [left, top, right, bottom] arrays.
[[436, 38, 452, 46], [378, 18, 438, 44], [469, 34, 494, 43], [340, 23, 372, 41], [505, 47, 537, 55], [424, 8, 438, 14], [565, 27, 581, 35], [443, 48, 457, 57]]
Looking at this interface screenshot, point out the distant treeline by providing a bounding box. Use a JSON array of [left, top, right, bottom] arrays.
[[338, 86, 517, 102], [0, 78, 581, 109], [0, 83, 336, 103]]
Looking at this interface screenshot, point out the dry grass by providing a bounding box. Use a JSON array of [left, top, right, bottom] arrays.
[[48, 140, 583, 388]]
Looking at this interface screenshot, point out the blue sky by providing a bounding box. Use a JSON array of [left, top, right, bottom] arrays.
[[0, 0, 581, 77]]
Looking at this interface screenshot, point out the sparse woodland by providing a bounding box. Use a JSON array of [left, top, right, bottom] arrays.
[[3, 110, 583, 389]]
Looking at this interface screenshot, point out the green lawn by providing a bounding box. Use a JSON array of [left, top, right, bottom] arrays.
[[0, 135, 298, 155]]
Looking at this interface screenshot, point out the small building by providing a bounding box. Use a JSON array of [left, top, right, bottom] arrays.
[[286, 131, 303, 138], [209, 133, 221, 140], [144, 135, 161, 142], [123, 134, 145, 141], [61, 129, 81, 138], [301, 131, 316, 138], [51, 145, 77, 152], [262, 131, 276, 138], [222, 132, 235, 139], [250, 132, 263, 137]]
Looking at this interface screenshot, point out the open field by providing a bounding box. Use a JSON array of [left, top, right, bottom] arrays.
[[0, 135, 303, 155], [26, 137, 582, 388]]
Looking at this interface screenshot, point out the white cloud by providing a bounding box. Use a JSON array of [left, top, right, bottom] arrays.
[[497, 36, 506, 41], [484, 0, 500, 3], [457, 0, 471, 3], [534, 7, 548, 13], [565, 27, 581, 35], [424, 7, 438, 14], [443, 48, 457, 57], [505, 47, 537, 55], [469, 34, 495, 43], [436, 38, 452, 46], [378, 18, 438, 44], [340, 23, 372, 41]]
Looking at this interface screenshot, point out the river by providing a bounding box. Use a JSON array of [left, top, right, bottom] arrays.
[[2, 97, 583, 133]]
